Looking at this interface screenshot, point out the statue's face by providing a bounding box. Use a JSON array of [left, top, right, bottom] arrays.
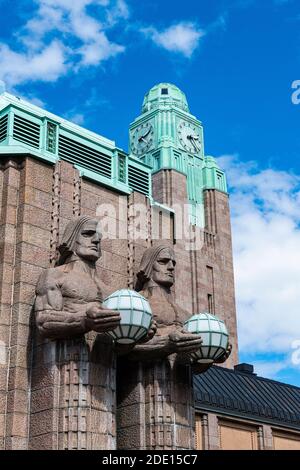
[[75, 220, 102, 262], [152, 248, 176, 288]]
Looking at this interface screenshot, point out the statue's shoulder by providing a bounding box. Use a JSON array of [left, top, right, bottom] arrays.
[[96, 278, 110, 299], [138, 289, 149, 299], [171, 301, 190, 324], [36, 266, 65, 291]]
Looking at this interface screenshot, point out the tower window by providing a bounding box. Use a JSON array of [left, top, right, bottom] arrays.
[[161, 88, 168, 95]]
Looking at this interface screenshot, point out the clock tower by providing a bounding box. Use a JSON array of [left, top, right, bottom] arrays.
[[127, 82, 238, 367], [129, 83, 227, 226]]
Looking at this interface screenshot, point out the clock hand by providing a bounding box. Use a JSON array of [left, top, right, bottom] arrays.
[[191, 138, 198, 152], [187, 134, 199, 141], [138, 127, 151, 142], [189, 135, 200, 152]]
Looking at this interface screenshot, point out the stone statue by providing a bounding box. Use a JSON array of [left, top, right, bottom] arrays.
[[117, 243, 231, 450], [35, 215, 121, 339], [127, 244, 203, 361], [32, 216, 121, 449], [126, 244, 231, 366], [117, 244, 202, 450]]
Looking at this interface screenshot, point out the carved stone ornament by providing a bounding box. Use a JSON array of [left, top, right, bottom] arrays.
[[34, 216, 121, 340]]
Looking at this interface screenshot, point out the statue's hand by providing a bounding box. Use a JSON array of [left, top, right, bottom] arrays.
[[214, 342, 232, 364], [136, 320, 157, 344], [86, 303, 121, 333], [169, 330, 202, 355]]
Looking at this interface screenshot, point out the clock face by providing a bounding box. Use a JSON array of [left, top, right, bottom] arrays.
[[131, 122, 154, 156], [178, 121, 201, 154]]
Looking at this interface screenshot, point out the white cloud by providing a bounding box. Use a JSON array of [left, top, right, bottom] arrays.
[[62, 87, 110, 127], [252, 359, 289, 379], [78, 32, 124, 66], [0, 40, 67, 85], [0, 0, 129, 87], [141, 22, 205, 58], [66, 112, 85, 125], [0, 80, 6, 93], [217, 155, 300, 364], [106, 0, 129, 26], [19, 94, 46, 108]]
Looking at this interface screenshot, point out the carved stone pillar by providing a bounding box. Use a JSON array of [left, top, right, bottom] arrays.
[[29, 334, 116, 450], [117, 356, 194, 450]]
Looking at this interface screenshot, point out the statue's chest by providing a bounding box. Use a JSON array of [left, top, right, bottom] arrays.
[[149, 298, 188, 327], [61, 271, 102, 302]]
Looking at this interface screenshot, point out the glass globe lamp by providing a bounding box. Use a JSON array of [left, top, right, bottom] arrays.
[[103, 289, 152, 344], [184, 312, 229, 364]]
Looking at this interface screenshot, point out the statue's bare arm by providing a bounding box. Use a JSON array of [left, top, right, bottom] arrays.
[[35, 270, 121, 340], [121, 327, 202, 361], [35, 270, 90, 339]]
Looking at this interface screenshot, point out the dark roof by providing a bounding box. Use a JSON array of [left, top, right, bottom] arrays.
[[194, 366, 300, 430]]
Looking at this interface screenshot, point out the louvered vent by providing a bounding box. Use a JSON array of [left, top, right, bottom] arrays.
[[128, 165, 150, 196], [118, 154, 127, 183], [13, 114, 40, 148], [58, 134, 112, 179], [0, 114, 8, 143]]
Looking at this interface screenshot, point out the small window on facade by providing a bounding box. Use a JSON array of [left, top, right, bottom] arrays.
[[208, 294, 214, 314], [161, 88, 168, 95], [118, 154, 127, 183], [170, 212, 176, 245], [159, 211, 163, 239], [46, 121, 57, 154]]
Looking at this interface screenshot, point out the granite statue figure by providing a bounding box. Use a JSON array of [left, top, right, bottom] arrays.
[[35, 216, 121, 339]]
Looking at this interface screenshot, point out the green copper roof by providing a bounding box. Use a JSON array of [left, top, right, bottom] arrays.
[[202, 156, 227, 192], [0, 87, 228, 230], [142, 83, 189, 113], [130, 83, 228, 227], [0, 92, 152, 198]]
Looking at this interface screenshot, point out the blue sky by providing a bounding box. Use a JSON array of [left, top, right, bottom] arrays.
[[1, 0, 300, 386]]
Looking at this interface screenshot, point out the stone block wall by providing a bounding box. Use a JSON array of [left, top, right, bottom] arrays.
[[0, 157, 53, 449]]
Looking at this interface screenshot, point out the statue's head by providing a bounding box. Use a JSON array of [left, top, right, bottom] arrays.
[[57, 216, 102, 265], [135, 244, 176, 291]]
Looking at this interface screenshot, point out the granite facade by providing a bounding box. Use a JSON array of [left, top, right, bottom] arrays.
[[0, 157, 238, 449]]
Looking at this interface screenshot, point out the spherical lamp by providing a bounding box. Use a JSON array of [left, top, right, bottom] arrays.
[[184, 312, 229, 364], [103, 289, 152, 344]]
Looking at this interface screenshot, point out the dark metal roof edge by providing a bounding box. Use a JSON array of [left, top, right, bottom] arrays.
[[195, 403, 300, 432], [213, 365, 300, 392], [194, 367, 300, 427]]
